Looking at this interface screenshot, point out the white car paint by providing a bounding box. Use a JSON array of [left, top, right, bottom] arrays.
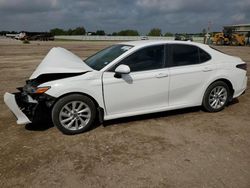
[[168, 63, 216, 107], [30, 47, 92, 79], [4, 93, 31, 124], [4, 40, 247, 125], [102, 68, 170, 116], [41, 72, 105, 111]]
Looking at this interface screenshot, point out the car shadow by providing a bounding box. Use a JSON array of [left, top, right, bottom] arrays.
[[24, 98, 239, 132], [103, 106, 201, 127], [25, 122, 54, 131], [103, 98, 239, 127], [228, 98, 239, 106]]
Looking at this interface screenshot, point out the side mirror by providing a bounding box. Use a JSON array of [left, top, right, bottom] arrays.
[[114, 64, 130, 78]]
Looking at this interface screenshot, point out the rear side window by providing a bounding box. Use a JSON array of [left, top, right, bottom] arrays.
[[170, 44, 211, 67], [171, 44, 199, 67], [199, 48, 211, 62]]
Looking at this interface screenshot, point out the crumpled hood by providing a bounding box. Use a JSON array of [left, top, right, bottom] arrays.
[[30, 47, 93, 79]]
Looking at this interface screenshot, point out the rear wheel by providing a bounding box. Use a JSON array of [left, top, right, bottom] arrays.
[[52, 94, 96, 135], [203, 81, 230, 112]]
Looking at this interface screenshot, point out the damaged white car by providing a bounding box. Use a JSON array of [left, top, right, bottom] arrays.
[[4, 41, 247, 134]]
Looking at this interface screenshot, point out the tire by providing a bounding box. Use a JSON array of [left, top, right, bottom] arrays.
[[52, 94, 96, 135], [202, 81, 230, 112], [231, 39, 238, 46], [216, 38, 224, 45]]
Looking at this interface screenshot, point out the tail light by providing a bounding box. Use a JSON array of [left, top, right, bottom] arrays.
[[236, 63, 247, 71]]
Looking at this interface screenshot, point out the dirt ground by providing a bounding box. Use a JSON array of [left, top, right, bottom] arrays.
[[0, 39, 249, 188]]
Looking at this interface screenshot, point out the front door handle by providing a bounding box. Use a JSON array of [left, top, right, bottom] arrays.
[[203, 67, 213, 72], [156, 73, 169, 78]]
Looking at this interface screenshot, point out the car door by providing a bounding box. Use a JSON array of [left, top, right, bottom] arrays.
[[168, 44, 215, 107], [102, 45, 170, 116]]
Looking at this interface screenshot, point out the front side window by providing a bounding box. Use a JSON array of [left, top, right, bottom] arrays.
[[110, 45, 165, 72], [171, 44, 199, 67], [85, 45, 133, 70]]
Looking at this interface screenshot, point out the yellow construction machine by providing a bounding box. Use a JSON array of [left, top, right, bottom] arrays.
[[212, 28, 245, 46]]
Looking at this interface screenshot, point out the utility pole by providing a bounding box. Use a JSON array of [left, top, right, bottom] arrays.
[[205, 21, 212, 44]]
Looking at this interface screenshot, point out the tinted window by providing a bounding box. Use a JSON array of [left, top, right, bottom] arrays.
[[199, 48, 211, 62], [110, 45, 164, 72], [85, 45, 133, 70], [171, 44, 199, 67]]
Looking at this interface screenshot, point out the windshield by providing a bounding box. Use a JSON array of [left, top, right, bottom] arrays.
[[84, 44, 133, 70]]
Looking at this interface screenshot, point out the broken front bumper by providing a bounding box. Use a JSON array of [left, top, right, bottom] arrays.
[[4, 89, 55, 125], [4, 92, 31, 124]]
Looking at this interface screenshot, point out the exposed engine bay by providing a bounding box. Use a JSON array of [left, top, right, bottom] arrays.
[[14, 72, 88, 123]]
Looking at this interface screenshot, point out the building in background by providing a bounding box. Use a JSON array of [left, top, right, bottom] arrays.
[[223, 24, 250, 35]]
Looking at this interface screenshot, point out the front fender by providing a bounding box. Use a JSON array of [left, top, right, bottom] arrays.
[[39, 74, 105, 109]]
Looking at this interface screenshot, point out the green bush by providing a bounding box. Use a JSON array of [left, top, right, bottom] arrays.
[[23, 40, 30, 44]]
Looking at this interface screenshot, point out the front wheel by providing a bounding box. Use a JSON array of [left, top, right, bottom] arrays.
[[52, 94, 96, 135], [202, 81, 230, 112], [231, 39, 239, 46], [216, 38, 224, 45]]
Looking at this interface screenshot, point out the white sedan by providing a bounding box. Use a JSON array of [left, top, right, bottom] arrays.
[[4, 41, 247, 134]]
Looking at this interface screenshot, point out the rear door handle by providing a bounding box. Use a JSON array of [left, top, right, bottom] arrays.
[[203, 67, 213, 72], [156, 73, 168, 78]]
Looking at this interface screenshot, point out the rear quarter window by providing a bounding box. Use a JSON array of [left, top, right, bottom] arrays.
[[199, 48, 211, 63]]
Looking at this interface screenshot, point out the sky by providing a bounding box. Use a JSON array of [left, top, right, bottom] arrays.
[[0, 0, 249, 34]]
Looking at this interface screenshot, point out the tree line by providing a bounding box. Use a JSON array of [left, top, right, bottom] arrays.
[[49, 27, 173, 36], [50, 27, 208, 37], [0, 26, 210, 37]]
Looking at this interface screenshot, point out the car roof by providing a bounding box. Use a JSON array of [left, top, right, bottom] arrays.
[[119, 40, 209, 49]]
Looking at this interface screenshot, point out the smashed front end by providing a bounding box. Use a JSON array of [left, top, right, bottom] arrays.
[[4, 79, 55, 124], [4, 47, 93, 125], [4, 72, 87, 125]]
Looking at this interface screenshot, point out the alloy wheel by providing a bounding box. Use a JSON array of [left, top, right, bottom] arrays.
[[59, 101, 91, 131], [209, 86, 228, 109]]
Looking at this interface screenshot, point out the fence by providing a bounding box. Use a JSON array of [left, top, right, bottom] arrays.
[[55, 35, 204, 43]]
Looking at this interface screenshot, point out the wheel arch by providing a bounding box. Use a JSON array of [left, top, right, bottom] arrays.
[[204, 78, 234, 101], [55, 92, 99, 106], [52, 92, 104, 122]]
